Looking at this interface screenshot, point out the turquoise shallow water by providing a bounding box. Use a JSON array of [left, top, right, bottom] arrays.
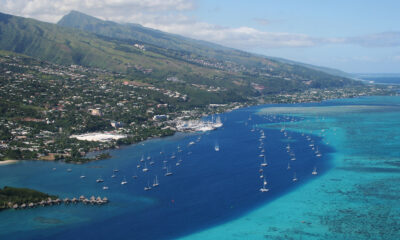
[[1, 96, 399, 240], [180, 96, 400, 240]]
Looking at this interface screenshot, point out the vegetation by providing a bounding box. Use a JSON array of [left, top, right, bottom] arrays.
[[0, 186, 57, 209], [0, 11, 361, 99]]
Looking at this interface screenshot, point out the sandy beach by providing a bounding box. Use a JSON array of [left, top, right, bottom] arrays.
[[0, 160, 18, 166]]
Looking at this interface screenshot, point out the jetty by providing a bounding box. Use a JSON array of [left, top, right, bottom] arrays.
[[5, 195, 109, 210]]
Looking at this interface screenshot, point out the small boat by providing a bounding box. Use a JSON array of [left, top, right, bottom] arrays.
[[165, 167, 173, 176], [259, 178, 269, 192], [176, 161, 181, 166], [147, 156, 151, 160], [113, 169, 119, 172], [96, 178, 104, 183], [67, 168, 72, 172], [287, 162, 291, 170], [111, 174, 116, 178], [188, 141, 195, 146], [149, 160, 155, 165], [261, 156, 268, 167], [259, 154, 264, 157], [292, 172, 298, 182], [121, 178, 128, 185], [80, 175, 86, 179], [152, 176, 159, 187], [312, 167, 318, 175], [140, 155, 145, 162], [144, 183, 152, 191], [142, 162, 149, 172], [103, 186, 109, 190]]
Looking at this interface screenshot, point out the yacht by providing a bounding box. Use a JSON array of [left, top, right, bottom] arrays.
[[214, 144, 220, 152], [142, 162, 149, 172], [152, 176, 159, 187], [144, 181, 152, 191], [260, 156, 268, 167], [121, 178, 128, 185], [292, 172, 298, 182], [165, 167, 173, 176], [312, 167, 318, 175], [259, 178, 269, 192]]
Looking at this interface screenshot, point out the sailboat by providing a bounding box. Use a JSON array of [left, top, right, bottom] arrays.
[[165, 167, 173, 176], [144, 181, 152, 191], [121, 177, 128, 185], [214, 143, 220, 152], [162, 161, 167, 170], [142, 162, 149, 172], [260, 156, 268, 167], [152, 176, 159, 187], [140, 155, 145, 162], [96, 177, 104, 183], [259, 178, 269, 192], [312, 167, 318, 175], [292, 172, 298, 182], [287, 162, 291, 170]]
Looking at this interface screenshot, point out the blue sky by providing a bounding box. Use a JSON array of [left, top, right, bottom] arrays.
[[193, 0, 400, 73], [1, 0, 399, 73]]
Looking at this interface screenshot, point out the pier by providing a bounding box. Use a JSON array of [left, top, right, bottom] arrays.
[[7, 195, 109, 210]]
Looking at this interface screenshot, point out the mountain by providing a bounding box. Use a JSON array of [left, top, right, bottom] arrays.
[[0, 11, 361, 100]]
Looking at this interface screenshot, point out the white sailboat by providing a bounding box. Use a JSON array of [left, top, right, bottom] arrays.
[[292, 172, 298, 182], [152, 176, 159, 187], [140, 155, 145, 162], [214, 143, 220, 152], [142, 162, 149, 172], [260, 156, 268, 167], [121, 177, 128, 185], [312, 167, 318, 175], [165, 166, 173, 176], [144, 181, 152, 191], [259, 178, 269, 192]]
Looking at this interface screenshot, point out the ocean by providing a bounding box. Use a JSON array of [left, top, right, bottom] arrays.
[[1, 96, 399, 240]]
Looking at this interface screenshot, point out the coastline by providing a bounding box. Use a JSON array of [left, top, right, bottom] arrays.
[[0, 160, 18, 166]]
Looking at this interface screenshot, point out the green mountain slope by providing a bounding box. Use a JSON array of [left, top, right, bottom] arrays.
[[0, 11, 361, 99]]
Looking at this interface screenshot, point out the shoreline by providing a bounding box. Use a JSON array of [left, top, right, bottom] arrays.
[[3, 92, 398, 165], [0, 160, 18, 166]]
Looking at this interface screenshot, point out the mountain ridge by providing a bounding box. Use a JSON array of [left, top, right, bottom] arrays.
[[0, 11, 361, 100]]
